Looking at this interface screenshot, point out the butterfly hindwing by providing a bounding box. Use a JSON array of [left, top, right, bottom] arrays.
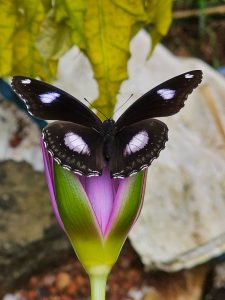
[[116, 70, 202, 129], [11, 76, 102, 129], [43, 121, 105, 176], [11, 70, 203, 178], [110, 119, 168, 178]]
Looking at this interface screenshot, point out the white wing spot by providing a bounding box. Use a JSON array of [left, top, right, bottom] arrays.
[[185, 73, 194, 79], [39, 92, 60, 104], [21, 79, 31, 84], [124, 130, 149, 156], [157, 89, 176, 100], [64, 132, 90, 155]]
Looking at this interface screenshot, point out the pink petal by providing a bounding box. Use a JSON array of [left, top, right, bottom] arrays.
[[104, 177, 129, 236], [85, 169, 114, 235], [105, 170, 148, 237], [41, 139, 65, 229]]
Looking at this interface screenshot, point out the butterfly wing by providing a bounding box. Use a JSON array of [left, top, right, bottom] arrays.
[[11, 76, 102, 129], [110, 119, 168, 178], [116, 70, 202, 129], [43, 121, 105, 176]]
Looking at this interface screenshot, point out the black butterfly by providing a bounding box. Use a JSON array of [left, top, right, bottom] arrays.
[[11, 70, 202, 178]]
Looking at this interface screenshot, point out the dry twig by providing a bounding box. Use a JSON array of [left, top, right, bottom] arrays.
[[173, 5, 225, 19]]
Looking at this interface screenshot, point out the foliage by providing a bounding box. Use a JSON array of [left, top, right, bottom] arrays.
[[0, 0, 172, 117]]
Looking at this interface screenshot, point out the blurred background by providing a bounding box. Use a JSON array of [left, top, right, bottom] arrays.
[[0, 0, 225, 299]]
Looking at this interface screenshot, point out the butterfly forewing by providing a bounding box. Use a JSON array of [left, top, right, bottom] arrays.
[[116, 70, 202, 129], [11, 70, 203, 178], [110, 119, 168, 178], [11, 76, 102, 129], [43, 121, 105, 176]]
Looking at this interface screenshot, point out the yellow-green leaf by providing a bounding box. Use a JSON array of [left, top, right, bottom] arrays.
[[146, 0, 173, 53], [12, 0, 57, 79], [36, 9, 72, 60], [0, 1, 16, 75], [84, 0, 173, 118], [54, 0, 86, 50], [0, 0, 56, 79], [0, 0, 173, 113]]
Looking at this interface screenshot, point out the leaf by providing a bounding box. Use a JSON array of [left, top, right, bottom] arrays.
[[0, 0, 173, 112], [55, 0, 87, 50], [0, 1, 16, 75], [36, 9, 72, 60], [12, 0, 57, 79], [147, 0, 173, 53], [35, 0, 87, 75], [84, 0, 173, 118], [0, 0, 56, 79]]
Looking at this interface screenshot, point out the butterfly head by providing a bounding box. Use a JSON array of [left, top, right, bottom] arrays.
[[102, 119, 115, 135]]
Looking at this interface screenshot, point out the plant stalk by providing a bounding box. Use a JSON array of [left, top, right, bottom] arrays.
[[88, 265, 110, 300]]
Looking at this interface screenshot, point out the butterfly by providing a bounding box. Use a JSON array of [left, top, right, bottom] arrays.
[[11, 70, 202, 178]]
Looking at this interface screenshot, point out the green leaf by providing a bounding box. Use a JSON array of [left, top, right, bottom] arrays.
[[54, 163, 104, 269], [0, 0, 172, 111], [0, 1, 16, 75], [84, 0, 172, 117], [36, 9, 72, 60], [104, 171, 146, 257], [56, 0, 86, 50], [84, 0, 134, 118], [0, 0, 56, 79], [147, 0, 173, 53]]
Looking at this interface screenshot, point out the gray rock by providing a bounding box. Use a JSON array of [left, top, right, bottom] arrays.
[[0, 160, 72, 297], [2, 294, 17, 300]]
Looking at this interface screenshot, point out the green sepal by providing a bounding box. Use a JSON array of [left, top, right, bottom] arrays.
[[104, 171, 145, 259], [54, 163, 103, 269]]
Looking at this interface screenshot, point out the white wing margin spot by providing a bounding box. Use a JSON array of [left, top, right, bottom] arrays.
[[124, 130, 149, 156], [21, 79, 31, 84], [157, 88, 175, 100], [64, 132, 90, 155], [185, 73, 194, 79], [39, 92, 60, 104]]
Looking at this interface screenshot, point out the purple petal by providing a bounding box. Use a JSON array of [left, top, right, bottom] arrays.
[[132, 170, 148, 224], [77, 174, 87, 190], [85, 168, 114, 235], [40, 138, 65, 229], [105, 170, 148, 236], [104, 177, 129, 236]]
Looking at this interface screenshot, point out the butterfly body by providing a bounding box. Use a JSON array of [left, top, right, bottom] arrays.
[[11, 70, 202, 178], [100, 119, 116, 161]]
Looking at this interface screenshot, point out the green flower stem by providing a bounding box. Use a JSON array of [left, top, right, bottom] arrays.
[[89, 265, 110, 300]]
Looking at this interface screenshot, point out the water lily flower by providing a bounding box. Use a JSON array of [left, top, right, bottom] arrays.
[[41, 138, 147, 300]]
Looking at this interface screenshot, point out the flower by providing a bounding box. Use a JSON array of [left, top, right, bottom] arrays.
[[41, 138, 147, 299]]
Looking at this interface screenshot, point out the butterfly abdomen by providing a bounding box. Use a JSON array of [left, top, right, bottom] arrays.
[[103, 136, 115, 161], [101, 119, 116, 161]]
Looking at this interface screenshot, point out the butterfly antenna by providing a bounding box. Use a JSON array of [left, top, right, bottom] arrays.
[[84, 98, 108, 120], [110, 94, 134, 118]]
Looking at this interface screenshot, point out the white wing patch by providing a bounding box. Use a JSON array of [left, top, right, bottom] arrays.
[[124, 130, 149, 156], [157, 88, 175, 100], [185, 73, 194, 79], [21, 79, 31, 84], [39, 92, 60, 104], [64, 132, 90, 155]]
